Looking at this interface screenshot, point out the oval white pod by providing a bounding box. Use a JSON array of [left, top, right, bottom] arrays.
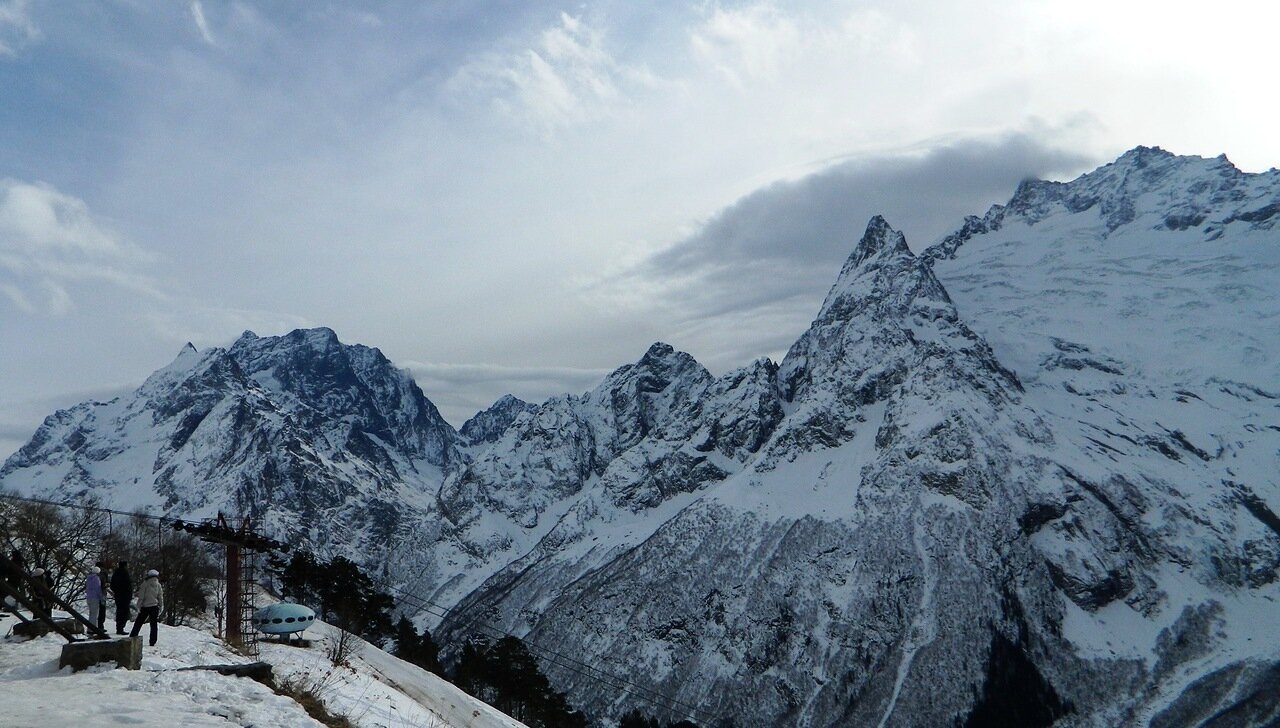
[[253, 602, 317, 635]]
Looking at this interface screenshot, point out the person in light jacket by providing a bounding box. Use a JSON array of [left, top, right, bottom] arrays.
[[85, 566, 105, 630], [93, 561, 109, 630], [129, 569, 163, 646]]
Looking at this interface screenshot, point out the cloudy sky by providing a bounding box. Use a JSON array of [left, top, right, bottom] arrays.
[[1, 0, 1277, 457]]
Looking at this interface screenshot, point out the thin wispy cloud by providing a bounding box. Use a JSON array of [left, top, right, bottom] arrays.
[[0, 179, 159, 316], [0, 0, 38, 56], [691, 4, 801, 87], [190, 1, 215, 46], [447, 12, 660, 133]]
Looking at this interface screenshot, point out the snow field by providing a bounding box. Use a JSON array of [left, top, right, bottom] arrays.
[[0, 612, 525, 728]]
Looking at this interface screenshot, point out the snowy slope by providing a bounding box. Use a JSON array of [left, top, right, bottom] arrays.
[[924, 146, 1280, 724], [0, 610, 523, 728]]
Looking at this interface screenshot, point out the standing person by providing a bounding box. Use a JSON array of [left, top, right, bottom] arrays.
[[129, 569, 163, 646], [4, 549, 25, 600], [110, 561, 132, 635], [93, 561, 109, 630], [29, 567, 49, 615], [85, 566, 104, 630]]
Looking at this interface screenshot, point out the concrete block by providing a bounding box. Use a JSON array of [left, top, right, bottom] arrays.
[[59, 637, 141, 671]]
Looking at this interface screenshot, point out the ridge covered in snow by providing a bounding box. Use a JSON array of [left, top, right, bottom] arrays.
[[4, 146, 1279, 726]]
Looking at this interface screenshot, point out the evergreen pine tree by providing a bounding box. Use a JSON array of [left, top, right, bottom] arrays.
[[619, 709, 661, 728], [393, 615, 442, 674], [451, 634, 588, 727]]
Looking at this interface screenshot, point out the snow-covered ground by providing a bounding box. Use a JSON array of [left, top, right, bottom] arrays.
[[0, 610, 524, 728]]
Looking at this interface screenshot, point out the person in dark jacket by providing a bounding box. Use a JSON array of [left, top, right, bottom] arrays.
[[30, 566, 51, 614], [110, 561, 132, 635], [3, 549, 25, 600]]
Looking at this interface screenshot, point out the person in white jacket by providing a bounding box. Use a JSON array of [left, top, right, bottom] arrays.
[[129, 569, 163, 646]]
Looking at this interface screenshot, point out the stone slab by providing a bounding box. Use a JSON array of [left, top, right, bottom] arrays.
[[59, 637, 141, 671]]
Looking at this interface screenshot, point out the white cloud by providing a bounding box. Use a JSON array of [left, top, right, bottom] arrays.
[[689, 4, 916, 90], [0, 281, 33, 313], [690, 4, 801, 87], [0, 0, 38, 57], [190, 1, 215, 46], [0, 179, 160, 316], [0, 180, 134, 256], [447, 12, 660, 133]]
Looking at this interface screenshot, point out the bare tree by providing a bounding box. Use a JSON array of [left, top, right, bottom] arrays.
[[101, 511, 219, 626], [327, 627, 359, 668], [0, 492, 106, 607]]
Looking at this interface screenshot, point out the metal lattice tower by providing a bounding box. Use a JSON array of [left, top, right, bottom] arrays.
[[238, 549, 259, 658], [171, 513, 285, 658]]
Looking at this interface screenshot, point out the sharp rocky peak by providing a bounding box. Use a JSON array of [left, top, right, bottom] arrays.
[[815, 216, 951, 323], [461, 394, 537, 445], [778, 215, 1016, 427], [595, 342, 711, 397], [848, 214, 911, 269]]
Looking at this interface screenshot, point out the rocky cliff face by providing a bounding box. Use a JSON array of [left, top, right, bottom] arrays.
[[4, 147, 1278, 727], [433, 216, 1140, 726], [460, 395, 537, 445]]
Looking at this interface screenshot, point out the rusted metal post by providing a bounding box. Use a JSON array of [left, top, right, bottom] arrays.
[[226, 542, 242, 648]]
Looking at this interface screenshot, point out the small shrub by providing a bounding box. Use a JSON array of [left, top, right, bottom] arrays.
[[272, 672, 354, 728]]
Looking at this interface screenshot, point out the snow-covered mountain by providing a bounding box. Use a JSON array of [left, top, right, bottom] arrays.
[[3, 146, 1278, 726], [0, 328, 463, 566]]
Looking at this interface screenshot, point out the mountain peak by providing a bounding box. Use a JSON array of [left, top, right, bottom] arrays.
[[929, 145, 1278, 250], [287, 326, 340, 347], [640, 341, 677, 363], [818, 216, 923, 316], [460, 394, 536, 445], [1114, 144, 1175, 165], [849, 215, 910, 269]]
